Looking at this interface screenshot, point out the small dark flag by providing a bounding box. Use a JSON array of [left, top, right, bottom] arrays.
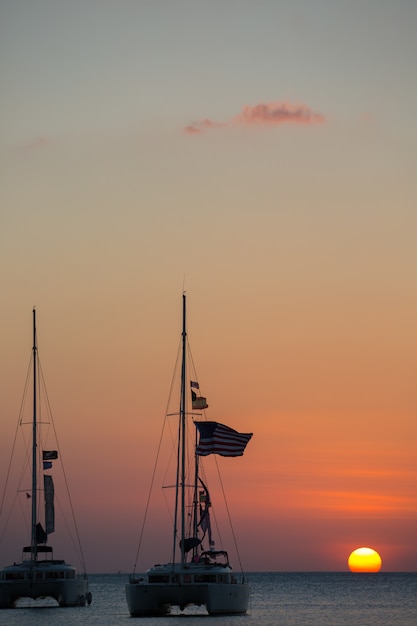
[[26, 493, 31, 499], [190, 381, 199, 389], [43, 450, 58, 460], [43, 461, 53, 470]]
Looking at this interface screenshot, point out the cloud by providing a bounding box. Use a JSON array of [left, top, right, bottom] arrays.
[[184, 119, 226, 135], [184, 100, 325, 135], [184, 125, 203, 135], [237, 102, 325, 126]]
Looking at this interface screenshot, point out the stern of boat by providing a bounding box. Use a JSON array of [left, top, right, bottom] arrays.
[[57, 577, 91, 607], [206, 581, 250, 615], [126, 579, 171, 616], [0, 572, 91, 608]]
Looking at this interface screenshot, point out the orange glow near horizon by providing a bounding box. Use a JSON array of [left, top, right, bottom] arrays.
[[348, 547, 382, 572], [1, 2, 417, 575]]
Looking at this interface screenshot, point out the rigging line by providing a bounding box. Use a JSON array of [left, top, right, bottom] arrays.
[[162, 340, 182, 486], [187, 344, 201, 391], [17, 490, 31, 539], [214, 455, 246, 576], [132, 412, 168, 574], [0, 354, 32, 540], [132, 339, 182, 573], [37, 352, 52, 443], [18, 353, 33, 427], [38, 358, 88, 576], [0, 490, 20, 547], [54, 493, 84, 568], [0, 418, 21, 521]]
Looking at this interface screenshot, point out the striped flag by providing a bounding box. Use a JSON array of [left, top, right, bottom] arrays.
[[195, 421, 252, 457]]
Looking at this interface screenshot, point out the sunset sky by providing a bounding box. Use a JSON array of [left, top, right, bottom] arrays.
[[1, 1, 416, 573]]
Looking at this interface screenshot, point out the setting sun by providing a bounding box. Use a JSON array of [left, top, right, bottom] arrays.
[[348, 547, 382, 573]]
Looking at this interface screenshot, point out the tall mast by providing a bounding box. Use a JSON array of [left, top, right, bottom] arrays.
[[180, 294, 187, 564], [31, 308, 38, 561]]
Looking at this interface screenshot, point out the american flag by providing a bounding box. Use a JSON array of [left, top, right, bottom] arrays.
[[195, 421, 252, 457]]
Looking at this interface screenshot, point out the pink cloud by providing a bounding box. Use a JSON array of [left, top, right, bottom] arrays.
[[237, 102, 325, 126], [184, 125, 204, 135], [184, 100, 325, 135], [184, 118, 226, 135]]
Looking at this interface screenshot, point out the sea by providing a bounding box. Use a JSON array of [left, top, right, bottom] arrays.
[[0, 572, 416, 626]]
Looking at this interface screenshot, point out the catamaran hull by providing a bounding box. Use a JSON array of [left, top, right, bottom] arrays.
[[0, 578, 90, 608], [126, 581, 249, 616]]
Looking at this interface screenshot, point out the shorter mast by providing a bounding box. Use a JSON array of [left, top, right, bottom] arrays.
[[31, 308, 38, 561]]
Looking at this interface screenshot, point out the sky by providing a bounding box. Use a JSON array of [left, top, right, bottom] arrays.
[[1, 1, 416, 574]]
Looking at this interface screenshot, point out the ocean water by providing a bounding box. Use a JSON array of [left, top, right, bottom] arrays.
[[0, 572, 416, 626]]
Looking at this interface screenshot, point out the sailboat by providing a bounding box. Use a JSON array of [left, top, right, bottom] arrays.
[[126, 295, 252, 616], [0, 309, 92, 608]]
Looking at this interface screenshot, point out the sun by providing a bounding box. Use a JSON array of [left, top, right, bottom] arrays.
[[348, 547, 382, 572]]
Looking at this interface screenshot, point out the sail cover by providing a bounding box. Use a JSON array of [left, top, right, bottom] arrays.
[[44, 474, 55, 534], [180, 537, 201, 553]]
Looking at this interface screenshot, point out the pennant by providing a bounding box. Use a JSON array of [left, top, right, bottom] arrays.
[[195, 421, 252, 457]]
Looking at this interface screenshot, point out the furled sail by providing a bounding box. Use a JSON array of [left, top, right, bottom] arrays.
[[44, 474, 55, 534], [198, 478, 213, 547]]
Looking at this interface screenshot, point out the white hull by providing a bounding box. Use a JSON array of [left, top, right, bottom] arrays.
[[126, 562, 249, 616], [0, 561, 91, 608]]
